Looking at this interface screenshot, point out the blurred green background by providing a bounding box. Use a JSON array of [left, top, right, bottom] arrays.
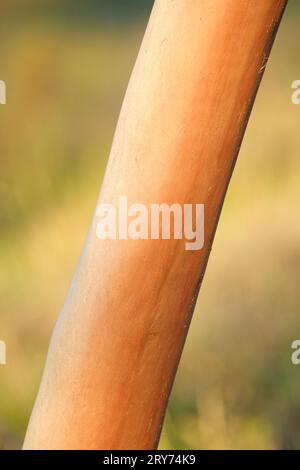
[[0, 0, 300, 450]]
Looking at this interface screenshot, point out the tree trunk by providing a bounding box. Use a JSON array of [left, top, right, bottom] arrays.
[[23, 0, 287, 450]]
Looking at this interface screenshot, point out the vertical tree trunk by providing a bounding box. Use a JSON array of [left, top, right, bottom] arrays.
[[24, 0, 287, 450]]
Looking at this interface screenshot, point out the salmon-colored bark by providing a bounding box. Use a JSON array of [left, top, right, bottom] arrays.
[[24, 0, 287, 450]]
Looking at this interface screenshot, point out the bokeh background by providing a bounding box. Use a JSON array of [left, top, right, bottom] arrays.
[[0, 0, 300, 450]]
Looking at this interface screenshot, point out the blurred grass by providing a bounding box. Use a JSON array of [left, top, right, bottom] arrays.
[[0, 0, 300, 450]]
